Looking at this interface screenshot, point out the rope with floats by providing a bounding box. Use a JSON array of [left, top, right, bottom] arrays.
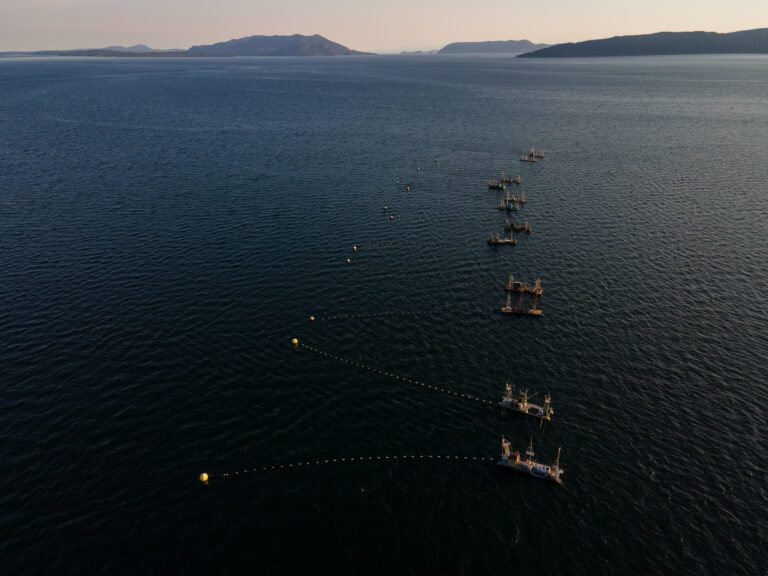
[[199, 341, 500, 486], [199, 454, 496, 484], [297, 341, 496, 408], [307, 305, 494, 322]]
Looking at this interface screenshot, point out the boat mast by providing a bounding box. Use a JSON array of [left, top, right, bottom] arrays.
[[525, 438, 535, 462], [502, 436, 512, 458]]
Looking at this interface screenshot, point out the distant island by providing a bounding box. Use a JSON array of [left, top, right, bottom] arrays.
[[187, 34, 371, 57], [101, 44, 161, 53], [519, 28, 768, 57], [0, 34, 372, 58], [439, 40, 548, 55], [0, 44, 186, 58]]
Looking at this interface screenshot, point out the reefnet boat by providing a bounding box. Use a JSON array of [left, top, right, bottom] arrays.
[[500, 382, 553, 421], [497, 437, 563, 484]]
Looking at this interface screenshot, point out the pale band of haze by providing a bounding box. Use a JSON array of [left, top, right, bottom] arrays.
[[1, 0, 767, 52]]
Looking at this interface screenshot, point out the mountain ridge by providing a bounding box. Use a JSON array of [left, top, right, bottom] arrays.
[[518, 28, 768, 57], [0, 34, 372, 58], [187, 34, 372, 57]]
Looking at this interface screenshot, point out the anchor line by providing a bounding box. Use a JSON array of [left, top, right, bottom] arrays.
[[314, 306, 494, 322], [213, 454, 497, 480], [301, 344, 496, 407], [349, 241, 401, 249]]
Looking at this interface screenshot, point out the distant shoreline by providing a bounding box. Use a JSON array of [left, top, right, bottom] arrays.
[[518, 28, 768, 58], [7, 27, 768, 60]]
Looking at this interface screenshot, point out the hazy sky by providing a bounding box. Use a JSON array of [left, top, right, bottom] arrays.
[[1, 0, 767, 52]]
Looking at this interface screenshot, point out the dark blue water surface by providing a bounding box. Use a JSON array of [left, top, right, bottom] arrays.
[[1, 55, 766, 574]]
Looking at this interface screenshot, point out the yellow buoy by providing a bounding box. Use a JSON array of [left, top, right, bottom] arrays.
[[291, 338, 299, 349], [199, 472, 209, 484]]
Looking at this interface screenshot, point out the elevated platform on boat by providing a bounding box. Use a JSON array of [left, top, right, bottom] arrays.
[[498, 200, 520, 212], [501, 287, 542, 315], [504, 220, 531, 234], [505, 274, 542, 295], [522, 147, 545, 161]]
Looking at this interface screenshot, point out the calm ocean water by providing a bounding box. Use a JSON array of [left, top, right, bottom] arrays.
[[1, 55, 766, 574]]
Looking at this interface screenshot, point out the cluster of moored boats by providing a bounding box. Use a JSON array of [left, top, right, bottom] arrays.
[[498, 382, 562, 483], [489, 148, 564, 484], [487, 172, 529, 245], [487, 151, 544, 317]]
